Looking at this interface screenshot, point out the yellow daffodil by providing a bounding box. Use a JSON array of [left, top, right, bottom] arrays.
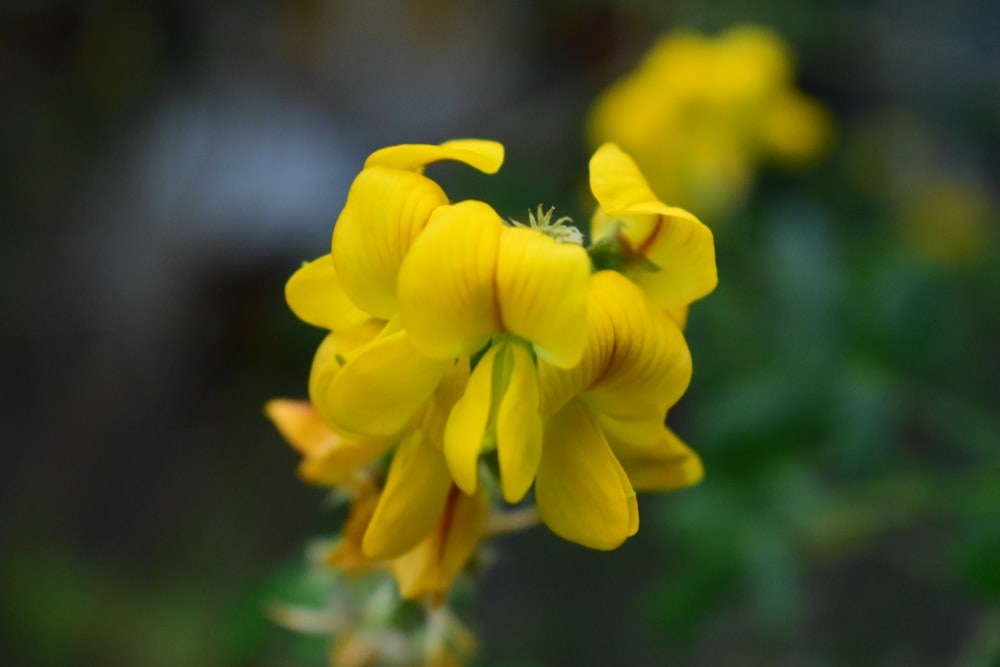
[[589, 142, 717, 322], [285, 140, 504, 438], [535, 271, 702, 549], [396, 199, 592, 503], [588, 25, 832, 221]]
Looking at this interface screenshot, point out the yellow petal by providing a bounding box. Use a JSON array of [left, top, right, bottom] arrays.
[[362, 432, 453, 560], [417, 358, 472, 451], [319, 323, 447, 437], [625, 219, 719, 310], [665, 303, 689, 330], [495, 226, 590, 368], [332, 167, 450, 319], [611, 442, 640, 538], [443, 345, 500, 494], [583, 271, 693, 420], [284, 255, 370, 331], [307, 322, 384, 418], [392, 485, 488, 603], [496, 343, 542, 503], [398, 201, 503, 359], [538, 271, 692, 420], [590, 143, 690, 220], [589, 143, 718, 308], [365, 139, 504, 175], [535, 399, 635, 550], [596, 415, 703, 491]]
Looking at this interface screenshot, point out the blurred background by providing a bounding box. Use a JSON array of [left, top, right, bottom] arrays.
[[2, 1, 998, 665]]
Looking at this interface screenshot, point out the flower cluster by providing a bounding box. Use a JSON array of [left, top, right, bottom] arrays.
[[588, 25, 832, 222], [265, 139, 716, 613]]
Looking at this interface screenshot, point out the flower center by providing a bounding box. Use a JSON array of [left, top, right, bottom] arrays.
[[509, 204, 584, 245]]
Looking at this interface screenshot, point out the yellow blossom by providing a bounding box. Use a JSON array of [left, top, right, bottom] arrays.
[[275, 139, 714, 559], [589, 142, 717, 321], [588, 25, 832, 221], [264, 395, 487, 603]]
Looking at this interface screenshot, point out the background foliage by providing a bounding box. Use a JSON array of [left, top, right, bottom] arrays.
[[2, 1, 997, 665]]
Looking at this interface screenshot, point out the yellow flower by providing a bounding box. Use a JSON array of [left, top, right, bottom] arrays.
[[589, 142, 717, 322], [534, 271, 702, 549], [285, 140, 504, 438], [264, 395, 487, 603], [275, 139, 714, 558], [396, 199, 592, 503], [588, 25, 832, 221]]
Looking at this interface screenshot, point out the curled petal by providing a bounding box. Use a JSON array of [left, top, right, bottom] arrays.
[[590, 143, 718, 307], [363, 432, 453, 560], [392, 485, 488, 603], [443, 345, 500, 494], [535, 400, 636, 550], [318, 322, 447, 437], [496, 344, 543, 503], [332, 167, 450, 319], [495, 226, 590, 368], [596, 414, 703, 492], [591, 143, 692, 221], [398, 201, 503, 360], [285, 255, 369, 331], [365, 139, 504, 175]]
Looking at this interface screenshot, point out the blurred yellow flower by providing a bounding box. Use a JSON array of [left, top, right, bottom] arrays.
[[896, 175, 996, 265], [588, 25, 832, 221]]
